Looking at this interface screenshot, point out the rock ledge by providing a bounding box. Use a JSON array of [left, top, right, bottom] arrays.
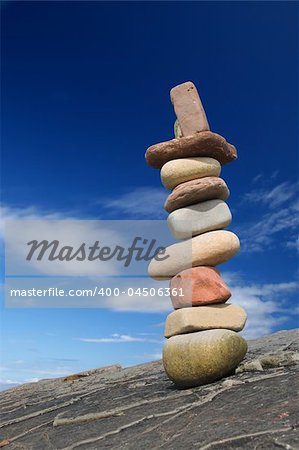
[[0, 329, 298, 449]]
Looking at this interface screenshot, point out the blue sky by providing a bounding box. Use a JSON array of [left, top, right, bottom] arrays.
[[1, 1, 298, 390]]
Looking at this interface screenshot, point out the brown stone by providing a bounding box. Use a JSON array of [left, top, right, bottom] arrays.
[[170, 81, 210, 136], [170, 266, 231, 308], [164, 176, 230, 213], [145, 131, 237, 169]]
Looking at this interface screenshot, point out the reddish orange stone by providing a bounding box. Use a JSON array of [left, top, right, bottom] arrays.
[[170, 266, 231, 309]]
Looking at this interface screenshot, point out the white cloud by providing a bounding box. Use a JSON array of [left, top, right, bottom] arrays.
[[0, 205, 118, 276], [252, 173, 263, 184], [1, 203, 170, 279], [76, 333, 162, 344], [271, 170, 280, 180], [223, 272, 298, 340], [0, 378, 21, 385], [286, 236, 299, 251], [27, 368, 72, 376], [147, 352, 162, 360], [100, 278, 171, 312], [0, 204, 172, 311], [0, 377, 38, 391], [135, 351, 162, 361], [243, 181, 298, 209], [238, 180, 299, 253], [97, 187, 167, 219], [238, 206, 299, 252], [0, 363, 74, 389]]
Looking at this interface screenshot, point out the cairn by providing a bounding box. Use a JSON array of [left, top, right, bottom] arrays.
[[145, 82, 247, 388]]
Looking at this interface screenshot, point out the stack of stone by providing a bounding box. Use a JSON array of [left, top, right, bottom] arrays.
[[145, 82, 247, 388]]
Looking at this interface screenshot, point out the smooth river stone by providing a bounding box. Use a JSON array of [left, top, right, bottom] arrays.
[[170, 81, 210, 136], [145, 131, 237, 169], [167, 199, 232, 239], [170, 266, 231, 308], [164, 177, 230, 213], [163, 329, 248, 388], [164, 304, 247, 338], [161, 157, 221, 190], [148, 230, 240, 280]]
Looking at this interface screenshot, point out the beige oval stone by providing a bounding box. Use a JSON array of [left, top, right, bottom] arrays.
[[161, 157, 221, 190], [167, 199, 232, 239], [164, 304, 247, 338], [148, 230, 240, 280], [163, 329, 247, 388]]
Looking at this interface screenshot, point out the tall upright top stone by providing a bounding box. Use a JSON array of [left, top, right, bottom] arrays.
[[145, 82, 237, 168], [171, 81, 210, 137]]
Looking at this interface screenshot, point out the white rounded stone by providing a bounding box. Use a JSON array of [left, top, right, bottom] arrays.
[[167, 199, 232, 239]]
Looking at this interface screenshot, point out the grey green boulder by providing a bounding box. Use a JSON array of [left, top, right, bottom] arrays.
[[163, 329, 248, 388]]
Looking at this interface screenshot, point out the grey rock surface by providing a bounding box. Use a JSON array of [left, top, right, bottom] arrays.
[[0, 329, 298, 450]]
